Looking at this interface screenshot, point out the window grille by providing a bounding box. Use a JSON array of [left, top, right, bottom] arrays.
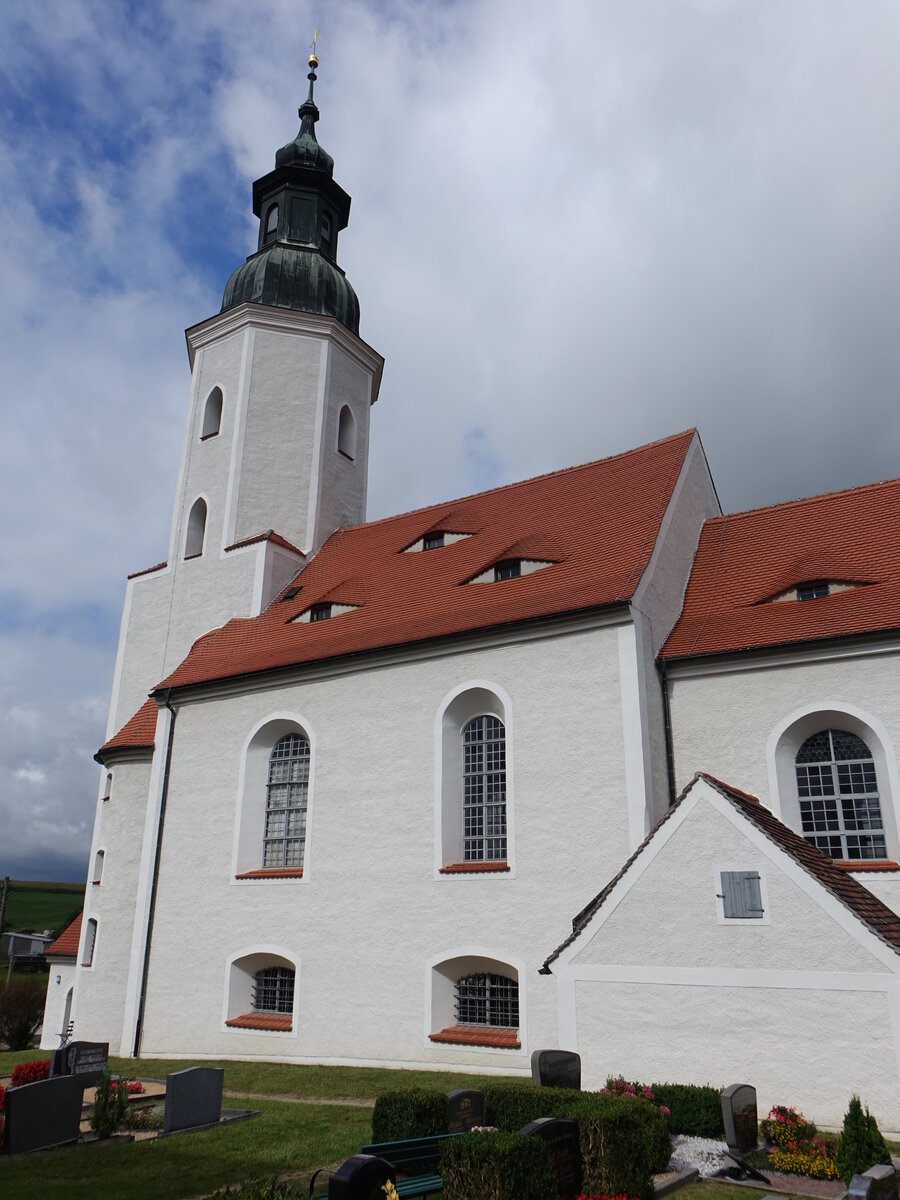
[[423, 532, 445, 551], [463, 715, 507, 861], [795, 729, 886, 859], [253, 966, 294, 1014], [493, 561, 521, 582], [719, 871, 764, 919], [796, 582, 830, 602], [455, 973, 518, 1027], [263, 733, 310, 868]]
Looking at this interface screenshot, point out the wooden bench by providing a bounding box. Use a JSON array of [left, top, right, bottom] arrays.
[[357, 1133, 461, 1197]]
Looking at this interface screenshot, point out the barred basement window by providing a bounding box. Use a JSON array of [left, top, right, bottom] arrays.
[[463, 716, 507, 862], [263, 734, 310, 869], [253, 966, 295, 1014], [795, 729, 886, 860], [456, 973, 518, 1028]]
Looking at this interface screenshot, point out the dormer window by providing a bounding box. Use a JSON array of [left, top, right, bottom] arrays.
[[493, 561, 521, 582], [404, 531, 472, 553], [293, 601, 360, 624], [423, 532, 445, 551], [309, 603, 332, 622], [280, 586, 302, 603], [264, 204, 279, 245], [797, 582, 831, 602], [469, 558, 554, 584]]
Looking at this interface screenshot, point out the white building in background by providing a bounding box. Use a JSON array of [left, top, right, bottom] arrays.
[[43, 57, 900, 1127]]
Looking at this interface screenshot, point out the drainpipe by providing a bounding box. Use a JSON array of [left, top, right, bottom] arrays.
[[659, 659, 678, 808], [132, 691, 177, 1059]]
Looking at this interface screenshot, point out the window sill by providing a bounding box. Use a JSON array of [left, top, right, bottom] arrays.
[[183, 551, 203, 561], [429, 1025, 520, 1049], [835, 860, 900, 872], [199, 431, 219, 441], [440, 862, 509, 874], [235, 868, 304, 880], [226, 1012, 292, 1032]]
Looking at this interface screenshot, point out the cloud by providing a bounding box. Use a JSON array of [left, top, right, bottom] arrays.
[[3, 0, 900, 877]]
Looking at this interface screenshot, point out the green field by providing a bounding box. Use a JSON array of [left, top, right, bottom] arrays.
[[1, 881, 84, 937]]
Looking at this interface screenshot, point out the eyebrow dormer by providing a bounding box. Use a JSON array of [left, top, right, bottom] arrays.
[[468, 558, 554, 584], [767, 580, 863, 604], [404, 531, 473, 553]]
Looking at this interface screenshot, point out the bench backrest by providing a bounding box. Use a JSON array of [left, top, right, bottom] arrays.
[[360, 1132, 460, 1175]]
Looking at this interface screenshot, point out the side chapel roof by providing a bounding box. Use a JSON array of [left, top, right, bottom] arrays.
[[45, 913, 83, 959], [663, 477, 900, 660], [542, 772, 900, 971]]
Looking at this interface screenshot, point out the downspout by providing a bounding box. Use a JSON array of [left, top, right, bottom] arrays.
[[658, 659, 678, 808], [132, 690, 177, 1059]]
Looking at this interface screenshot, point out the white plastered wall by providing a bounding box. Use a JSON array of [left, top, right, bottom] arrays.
[[553, 780, 900, 1127], [39, 959, 76, 1050], [120, 622, 638, 1070]]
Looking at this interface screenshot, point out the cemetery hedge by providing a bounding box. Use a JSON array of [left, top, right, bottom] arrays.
[[440, 1130, 556, 1200], [371, 1088, 449, 1141], [650, 1081, 724, 1137]]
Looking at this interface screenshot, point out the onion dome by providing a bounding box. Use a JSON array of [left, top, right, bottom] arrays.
[[221, 50, 360, 335]]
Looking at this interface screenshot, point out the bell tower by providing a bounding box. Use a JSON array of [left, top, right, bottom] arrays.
[[107, 51, 383, 736]]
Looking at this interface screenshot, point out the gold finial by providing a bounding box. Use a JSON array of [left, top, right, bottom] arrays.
[[308, 27, 320, 70]]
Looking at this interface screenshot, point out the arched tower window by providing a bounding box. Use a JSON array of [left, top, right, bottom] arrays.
[[263, 733, 310, 869], [264, 203, 279, 245], [92, 850, 105, 885], [83, 918, 98, 967], [201, 387, 223, 439], [795, 729, 886, 860], [463, 716, 507, 863], [185, 498, 207, 559], [337, 405, 356, 460]]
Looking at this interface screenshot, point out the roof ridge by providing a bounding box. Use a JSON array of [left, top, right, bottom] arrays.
[[704, 474, 900, 525], [328, 429, 697, 538]]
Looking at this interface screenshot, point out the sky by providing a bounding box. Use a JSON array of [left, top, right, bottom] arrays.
[[2, 0, 900, 883]]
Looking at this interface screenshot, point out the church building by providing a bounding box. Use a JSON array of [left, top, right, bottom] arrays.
[[42, 55, 900, 1128]]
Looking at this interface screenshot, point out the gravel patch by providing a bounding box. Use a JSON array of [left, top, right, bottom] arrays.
[[668, 1134, 733, 1178]]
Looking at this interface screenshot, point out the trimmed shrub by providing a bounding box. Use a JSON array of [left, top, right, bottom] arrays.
[[10, 1059, 51, 1088], [0, 980, 45, 1051], [371, 1089, 449, 1142], [837, 1096, 893, 1185], [441, 1130, 556, 1200], [484, 1083, 590, 1132], [650, 1082, 723, 1137]]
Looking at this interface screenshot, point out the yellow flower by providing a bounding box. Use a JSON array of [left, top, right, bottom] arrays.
[[382, 1182, 400, 1200]]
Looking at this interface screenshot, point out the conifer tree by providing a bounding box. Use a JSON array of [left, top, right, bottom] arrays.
[[837, 1095, 893, 1184]]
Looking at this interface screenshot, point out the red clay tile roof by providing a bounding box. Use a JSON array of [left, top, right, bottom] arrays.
[[96, 698, 157, 761], [127, 560, 167, 580], [543, 772, 900, 970], [45, 913, 82, 958], [225, 530, 305, 556], [663, 477, 900, 660], [154, 431, 696, 692]]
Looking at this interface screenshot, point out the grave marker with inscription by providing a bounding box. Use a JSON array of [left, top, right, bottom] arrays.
[[849, 1164, 898, 1200], [50, 1039, 109, 1086], [163, 1066, 225, 1134], [531, 1049, 581, 1090], [446, 1089, 485, 1133], [2, 1074, 86, 1155], [721, 1083, 758, 1154], [328, 1154, 397, 1200], [519, 1117, 583, 1197]]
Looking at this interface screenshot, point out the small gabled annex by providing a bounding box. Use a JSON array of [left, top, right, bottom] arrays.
[[543, 773, 900, 1126]]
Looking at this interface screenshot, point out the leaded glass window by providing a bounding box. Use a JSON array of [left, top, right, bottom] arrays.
[[263, 733, 310, 868], [795, 729, 886, 860], [253, 965, 294, 1014], [455, 973, 518, 1027], [463, 716, 506, 861]]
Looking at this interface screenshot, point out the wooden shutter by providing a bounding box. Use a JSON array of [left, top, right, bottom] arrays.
[[720, 871, 764, 919]]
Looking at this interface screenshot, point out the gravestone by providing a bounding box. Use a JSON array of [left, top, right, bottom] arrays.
[[720, 1084, 758, 1154], [163, 1066, 224, 1134], [446, 1088, 485, 1133], [519, 1117, 583, 1197], [50, 1039, 109, 1086], [531, 1049, 581, 1090], [328, 1154, 397, 1200], [849, 1164, 898, 1200], [3, 1074, 86, 1155]]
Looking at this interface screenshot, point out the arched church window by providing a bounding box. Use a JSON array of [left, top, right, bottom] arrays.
[[264, 203, 279, 245], [263, 733, 310, 869], [185, 497, 207, 559], [337, 405, 356, 460], [463, 715, 507, 863], [795, 728, 886, 860], [201, 387, 223, 439]]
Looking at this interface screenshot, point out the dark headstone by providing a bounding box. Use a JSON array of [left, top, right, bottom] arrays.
[[530, 1049, 581, 1090], [724, 1150, 771, 1184], [849, 1164, 898, 1200], [3, 1074, 86, 1155], [519, 1117, 583, 1197], [446, 1088, 485, 1133], [720, 1083, 758, 1154], [163, 1066, 224, 1134], [328, 1154, 397, 1200], [49, 1039, 109, 1086]]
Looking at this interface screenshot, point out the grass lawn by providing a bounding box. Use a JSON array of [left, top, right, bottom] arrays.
[[1, 881, 83, 937]]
